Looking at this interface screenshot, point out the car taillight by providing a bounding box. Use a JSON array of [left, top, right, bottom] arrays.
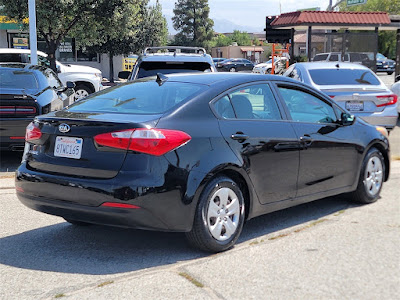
[[94, 128, 191, 156], [376, 94, 398, 107], [25, 122, 42, 141]]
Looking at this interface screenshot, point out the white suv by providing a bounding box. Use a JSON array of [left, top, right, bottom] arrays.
[[0, 48, 103, 102]]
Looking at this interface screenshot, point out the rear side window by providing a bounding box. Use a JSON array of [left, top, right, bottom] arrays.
[[308, 69, 380, 85], [67, 80, 207, 114], [328, 54, 339, 61], [0, 69, 38, 89], [137, 61, 212, 79], [226, 84, 281, 120], [313, 54, 328, 61]]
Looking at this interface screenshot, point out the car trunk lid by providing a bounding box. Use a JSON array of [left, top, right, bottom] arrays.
[[25, 111, 162, 179]]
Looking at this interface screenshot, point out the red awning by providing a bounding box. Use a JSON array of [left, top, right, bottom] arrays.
[[271, 11, 391, 27]]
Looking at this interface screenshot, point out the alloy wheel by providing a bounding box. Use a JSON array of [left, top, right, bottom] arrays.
[[363, 156, 383, 197]]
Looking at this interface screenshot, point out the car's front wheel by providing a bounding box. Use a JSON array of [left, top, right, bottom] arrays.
[[229, 67, 236, 72], [349, 147, 385, 204], [74, 85, 91, 102], [387, 71, 393, 75], [186, 176, 245, 252]]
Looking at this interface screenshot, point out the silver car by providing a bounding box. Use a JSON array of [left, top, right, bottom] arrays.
[[283, 62, 398, 130]]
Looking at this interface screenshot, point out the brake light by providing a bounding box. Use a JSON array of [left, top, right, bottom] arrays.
[[94, 128, 191, 156], [376, 94, 397, 107], [25, 122, 42, 141]]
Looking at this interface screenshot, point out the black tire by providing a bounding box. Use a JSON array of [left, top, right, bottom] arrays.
[[349, 147, 385, 204], [74, 85, 92, 102], [64, 218, 91, 226], [387, 71, 393, 75], [186, 176, 245, 253]]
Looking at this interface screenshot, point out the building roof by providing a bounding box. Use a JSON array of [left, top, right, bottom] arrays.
[[271, 11, 392, 30]]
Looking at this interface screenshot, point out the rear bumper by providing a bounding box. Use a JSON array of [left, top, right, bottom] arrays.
[[352, 108, 398, 130], [0, 118, 31, 150], [15, 163, 197, 232]]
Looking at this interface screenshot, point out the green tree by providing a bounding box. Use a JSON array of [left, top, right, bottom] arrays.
[[82, 0, 168, 82], [172, 0, 214, 47], [339, 0, 400, 58], [0, 0, 131, 72], [213, 34, 232, 47], [230, 30, 252, 46]]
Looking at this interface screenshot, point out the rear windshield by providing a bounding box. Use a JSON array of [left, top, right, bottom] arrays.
[[0, 69, 38, 89], [308, 69, 381, 85], [67, 79, 207, 114], [137, 61, 212, 79]]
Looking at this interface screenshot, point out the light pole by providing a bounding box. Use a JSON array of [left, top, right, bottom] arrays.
[[28, 0, 38, 65]]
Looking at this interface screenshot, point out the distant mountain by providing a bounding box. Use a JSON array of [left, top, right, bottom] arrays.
[[165, 15, 262, 35]]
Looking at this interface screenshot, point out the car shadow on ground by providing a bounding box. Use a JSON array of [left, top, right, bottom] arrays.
[[0, 195, 358, 275], [0, 151, 23, 173]]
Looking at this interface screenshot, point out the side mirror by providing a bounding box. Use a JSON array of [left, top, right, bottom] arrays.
[[340, 112, 355, 126], [118, 71, 131, 80], [66, 81, 75, 89]]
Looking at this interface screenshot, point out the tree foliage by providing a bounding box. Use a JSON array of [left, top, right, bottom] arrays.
[[338, 0, 400, 58], [172, 0, 214, 47], [0, 0, 168, 75]]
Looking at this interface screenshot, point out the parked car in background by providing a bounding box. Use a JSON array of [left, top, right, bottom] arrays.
[[375, 53, 396, 75], [283, 62, 398, 130], [0, 49, 103, 101], [312, 52, 373, 69], [0, 63, 74, 151], [212, 57, 226, 67], [391, 77, 400, 113], [118, 46, 216, 81], [16, 72, 390, 252], [252, 58, 279, 74], [217, 58, 254, 72]]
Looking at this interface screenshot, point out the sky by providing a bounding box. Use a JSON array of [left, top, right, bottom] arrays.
[[149, 0, 331, 33]]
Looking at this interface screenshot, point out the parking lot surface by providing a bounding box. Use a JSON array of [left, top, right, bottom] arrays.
[[0, 73, 399, 299]]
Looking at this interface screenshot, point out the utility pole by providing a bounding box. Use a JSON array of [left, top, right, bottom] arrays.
[[28, 0, 38, 65]]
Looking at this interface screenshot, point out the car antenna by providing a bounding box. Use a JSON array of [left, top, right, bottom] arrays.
[[335, 63, 340, 69], [156, 73, 168, 86]]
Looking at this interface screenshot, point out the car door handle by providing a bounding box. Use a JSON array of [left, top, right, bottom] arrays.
[[231, 133, 249, 141], [300, 135, 313, 147]]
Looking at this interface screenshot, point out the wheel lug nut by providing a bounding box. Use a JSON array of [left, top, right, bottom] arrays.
[[225, 209, 229, 213], [224, 217, 227, 221]]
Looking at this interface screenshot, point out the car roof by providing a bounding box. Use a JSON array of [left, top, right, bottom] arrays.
[[0, 48, 48, 57], [0, 62, 48, 71], [154, 72, 296, 86], [296, 62, 371, 71], [139, 53, 213, 63]]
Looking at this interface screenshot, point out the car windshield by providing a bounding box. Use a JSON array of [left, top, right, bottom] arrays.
[[377, 53, 386, 60], [67, 79, 207, 114], [0, 69, 38, 89], [308, 69, 381, 85], [137, 61, 212, 79]]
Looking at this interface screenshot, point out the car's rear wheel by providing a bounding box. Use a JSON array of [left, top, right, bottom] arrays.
[[266, 68, 272, 74], [186, 176, 245, 252], [387, 71, 393, 75], [349, 147, 385, 204], [229, 67, 236, 72], [64, 218, 91, 226]]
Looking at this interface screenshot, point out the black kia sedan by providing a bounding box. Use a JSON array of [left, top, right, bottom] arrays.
[[16, 73, 390, 252], [0, 63, 73, 151]]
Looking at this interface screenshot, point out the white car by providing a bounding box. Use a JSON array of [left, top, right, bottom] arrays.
[[0, 48, 103, 102], [391, 77, 400, 113], [252, 58, 283, 74]]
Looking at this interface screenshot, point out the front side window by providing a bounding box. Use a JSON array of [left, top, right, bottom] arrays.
[[227, 84, 281, 120], [313, 54, 328, 61], [329, 54, 339, 61], [278, 87, 337, 124]]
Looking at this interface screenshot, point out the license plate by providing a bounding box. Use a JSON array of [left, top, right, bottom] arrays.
[[345, 101, 364, 111], [54, 136, 83, 159]]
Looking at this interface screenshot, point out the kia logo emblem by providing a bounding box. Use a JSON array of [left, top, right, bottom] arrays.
[[59, 123, 70, 133]]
